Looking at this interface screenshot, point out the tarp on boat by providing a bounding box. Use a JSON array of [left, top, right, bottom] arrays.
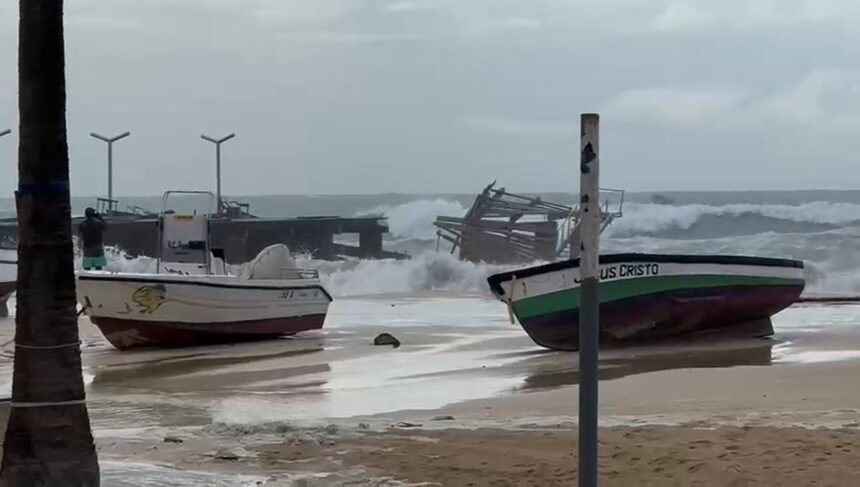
[[239, 244, 297, 280]]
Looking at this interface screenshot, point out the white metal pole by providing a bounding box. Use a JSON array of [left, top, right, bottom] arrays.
[[578, 113, 600, 487]]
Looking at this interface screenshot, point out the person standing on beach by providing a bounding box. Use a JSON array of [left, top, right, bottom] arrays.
[[79, 207, 107, 270]]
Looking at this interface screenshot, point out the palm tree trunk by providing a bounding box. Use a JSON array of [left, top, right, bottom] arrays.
[[0, 1, 99, 484]]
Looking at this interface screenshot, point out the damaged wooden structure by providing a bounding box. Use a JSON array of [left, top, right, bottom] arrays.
[[434, 182, 623, 264], [0, 199, 408, 264]]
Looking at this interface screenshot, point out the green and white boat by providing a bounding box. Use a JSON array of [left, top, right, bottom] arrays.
[[487, 253, 805, 350]]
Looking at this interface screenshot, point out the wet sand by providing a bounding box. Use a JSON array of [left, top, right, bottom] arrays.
[[0, 295, 859, 485], [269, 425, 860, 486]]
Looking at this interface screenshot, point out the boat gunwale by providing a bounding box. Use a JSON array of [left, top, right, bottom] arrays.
[[487, 253, 805, 296], [77, 272, 334, 302]]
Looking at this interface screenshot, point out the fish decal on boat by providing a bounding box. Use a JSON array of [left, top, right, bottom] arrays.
[[132, 284, 167, 314]]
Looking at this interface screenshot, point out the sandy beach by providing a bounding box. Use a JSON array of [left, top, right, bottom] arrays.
[[0, 296, 859, 485]]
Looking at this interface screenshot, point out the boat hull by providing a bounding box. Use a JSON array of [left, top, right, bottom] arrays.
[[91, 314, 327, 350], [77, 272, 332, 351], [487, 253, 805, 351]]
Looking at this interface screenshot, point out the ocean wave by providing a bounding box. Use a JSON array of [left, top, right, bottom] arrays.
[[95, 246, 516, 298], [96, 244, 860, 298], [355, 199, 469, 240], [299, 251, 515, 297], [81, 197, 860, 297], [74, 242, 860, 298], [356, 198, 860, 242], [608, 201, 860, 238]]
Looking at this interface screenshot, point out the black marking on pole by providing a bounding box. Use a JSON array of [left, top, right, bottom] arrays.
[[580, 142, 596, 174]]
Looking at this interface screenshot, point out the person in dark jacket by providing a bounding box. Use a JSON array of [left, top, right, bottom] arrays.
[[79, 207, 107, 270]]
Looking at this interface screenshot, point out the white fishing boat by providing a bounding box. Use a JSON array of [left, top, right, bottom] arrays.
[[77, 191, 332, 350]]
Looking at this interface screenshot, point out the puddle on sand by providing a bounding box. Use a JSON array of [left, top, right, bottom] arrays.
[[3, 297, 860, 432], [774, 349, 860, 364], [514, 338, 777, 391]]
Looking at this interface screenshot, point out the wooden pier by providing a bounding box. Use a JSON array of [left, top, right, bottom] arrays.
[[0, 212, 405, 264]]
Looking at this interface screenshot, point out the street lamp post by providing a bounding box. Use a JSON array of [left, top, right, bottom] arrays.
[[90, 131, 130, 213], [200, 133, 235, 215]]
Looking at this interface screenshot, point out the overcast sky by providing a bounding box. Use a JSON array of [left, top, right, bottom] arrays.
[[2, 0, 860, 197]]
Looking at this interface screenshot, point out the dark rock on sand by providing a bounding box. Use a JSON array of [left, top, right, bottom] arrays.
[[214, 448, 241, 461], [374, 333, 401, 348]]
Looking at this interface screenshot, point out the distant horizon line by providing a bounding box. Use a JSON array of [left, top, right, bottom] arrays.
[[46, 188, 860, 199]]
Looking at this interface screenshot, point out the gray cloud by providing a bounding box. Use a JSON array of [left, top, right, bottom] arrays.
[[2, 1, 860, 198]]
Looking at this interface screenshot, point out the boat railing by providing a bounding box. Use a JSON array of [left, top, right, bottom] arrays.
[[278, 268, 320, 280], [556, 187, 626, 256]]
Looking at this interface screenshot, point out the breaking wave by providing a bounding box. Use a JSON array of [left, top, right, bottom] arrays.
[[59, 198, 860, 297], [349, 198, 860, 295], [609, 202, 860, 239], [357, 198, 860, 241], [95, 246, 515, 298], [356, 199, 468, 240], [302, 252, 513, 297], [65, 242, 860, 299]]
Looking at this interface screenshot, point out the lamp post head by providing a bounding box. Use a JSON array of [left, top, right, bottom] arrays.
[[201, 133, 236, 145], [90, 131, 130, 143], [0, 129, 10, 138]]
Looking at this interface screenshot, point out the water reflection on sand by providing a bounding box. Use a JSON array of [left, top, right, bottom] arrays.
[[0, 297, 858, 414]]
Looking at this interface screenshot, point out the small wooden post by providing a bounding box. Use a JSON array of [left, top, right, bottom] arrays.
[[578, 113, 600, 487]]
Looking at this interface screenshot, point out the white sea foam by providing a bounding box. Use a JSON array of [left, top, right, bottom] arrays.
[[356, 199, 469, 239], [33, 197, 860, 297], [299, 251, 514, 297]]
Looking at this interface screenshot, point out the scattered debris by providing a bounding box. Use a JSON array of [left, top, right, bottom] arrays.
[[163, 435, 184, 443], [211, 446, 256, 461], [434, 181, 623, 264], [205, 421, 294, 436], [358, 422, 370, 430], [392, 421, 423, 428], [213, 448, 241, 461], [374, 333, 401, 348], [431, 415, 455, 421]]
